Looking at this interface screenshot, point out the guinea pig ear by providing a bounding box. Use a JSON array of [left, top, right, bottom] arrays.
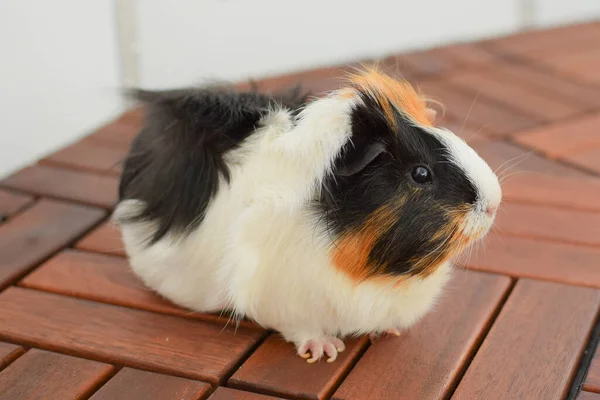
[[425, 107, 437, 124], [337, 141, 387, 177]]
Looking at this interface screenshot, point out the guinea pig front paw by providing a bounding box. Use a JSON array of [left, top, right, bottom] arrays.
[[368, 328, 401, 343], [297, 336, 346, 363]]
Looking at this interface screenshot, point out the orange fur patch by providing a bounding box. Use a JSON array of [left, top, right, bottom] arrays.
[[332, 203, 399, 282], [345, 67, 433, 129]]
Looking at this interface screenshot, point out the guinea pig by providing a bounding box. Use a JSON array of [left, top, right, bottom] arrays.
[[114, 67, 502, 363]]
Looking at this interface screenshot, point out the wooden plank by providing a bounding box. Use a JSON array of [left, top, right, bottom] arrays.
[[42, 139, 127, 176], [0, 343, 24, 371], [470, 139, 588, 178], [490, 62, 600, 110], [208, 387, 284, 400], [88, 119, 139, 150], [0, 287, 264, 384], [516, 113, 600, 158], [502, 174, 600, 212], [332, 270, 511, 400], [383, 47, 458, 77], [495, 202, 600, 247], [562, 148, 600, 175], [461, 235, 600, 288], [584, 347, 600, 393], [452, 279, 600, 400], [0, 199, 105, 290], [580, 391, 600, 400], [417, 81, 539, 136], [1, 165, 119, 209], [229, 336, 368, 400], [445, 68, 581, 122], [484, 22, 600, 56], [76, 222, 126, 257], [20, 249, 260, 329], [89, 368, 211, 400], [0, 189, 33, 222], [0, 349, 114, 400]]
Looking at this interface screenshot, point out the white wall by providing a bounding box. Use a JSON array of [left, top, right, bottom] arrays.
[[0, 1, 124, 178], [134, 0, 522, 89], [132, 0, 600, 90], [532, 0, 600, 27]]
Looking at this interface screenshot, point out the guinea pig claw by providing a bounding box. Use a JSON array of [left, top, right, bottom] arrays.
[[297, 336, 345, 363]]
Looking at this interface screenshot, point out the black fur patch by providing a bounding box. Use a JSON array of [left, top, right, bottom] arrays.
[[318, 93, 478, 277], [118, 85, 308, 244]]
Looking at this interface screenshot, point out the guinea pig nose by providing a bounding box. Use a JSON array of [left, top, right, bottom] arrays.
[[486, 206, 498, 217]]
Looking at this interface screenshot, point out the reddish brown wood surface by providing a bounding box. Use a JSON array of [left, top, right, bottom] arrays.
[[452, 279, 600, 400], [0, 349, 114, 400], [495, 202, 600, 247], [502, 174, 600, 212], [76, 221, 126, 257], [89, 367, 211, 400], [2, 165, 119, 208], [417, 81, 538, 136], [469, 139, 588, 177], [208, 387, 284, 400], [584, 347, 600, 393], [580, 391, 600, 400], [0, 199, 105, 290], [0, 189, 33, 221], [461, 234, 600, 288], [42, 139, 127, 176], [230, 336, 368, 400], [0, 342, 24, 371], [516, 113, 600, 158], [21, 249, 260, 329], [563, 148, 600, 175], [0, 287, 264, 384], [332, 271, 510, 400]]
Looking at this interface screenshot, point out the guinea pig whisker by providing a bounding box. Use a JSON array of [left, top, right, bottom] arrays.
[[460, 92, 480, 133], [494, 151, 534, 179], [499, 169, 539, 184]]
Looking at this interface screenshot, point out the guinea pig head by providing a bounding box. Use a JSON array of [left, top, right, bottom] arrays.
[[319, 68, 501, 282]]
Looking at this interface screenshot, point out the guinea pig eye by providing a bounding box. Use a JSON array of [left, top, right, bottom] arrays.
[[410, 165, 433, 185]]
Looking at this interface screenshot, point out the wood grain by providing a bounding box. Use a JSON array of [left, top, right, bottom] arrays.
[[0, 287, 263, 384], [495, 202, 600, 247], [0, 189, 33, 222], [469, 139, 588, 177], [208, 387, 284, 400], [76, 222, 126, 257], [21, 249, 261, 329], [332, 270, 511, 400], [0, 343, 24, 371], [516, 113, 600, 158], [502, 174, 600, 212], [0, 349, 114, 400], [1, 165, 119, 208], [584, 346, 600, 393], [452, 279, 600, 400], [461, 234, 600, 288], [230, 335, 368, 400], [89, 368, 211, 400], [417, 81, 538, 136], [580, 391, 600, 400], [0, 199, 105, 290], [88, 119, 139, 150], [42, 139, 127, 176]]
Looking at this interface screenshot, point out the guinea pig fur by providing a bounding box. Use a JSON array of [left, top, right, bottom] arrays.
[[114, 67, 502, 363]]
